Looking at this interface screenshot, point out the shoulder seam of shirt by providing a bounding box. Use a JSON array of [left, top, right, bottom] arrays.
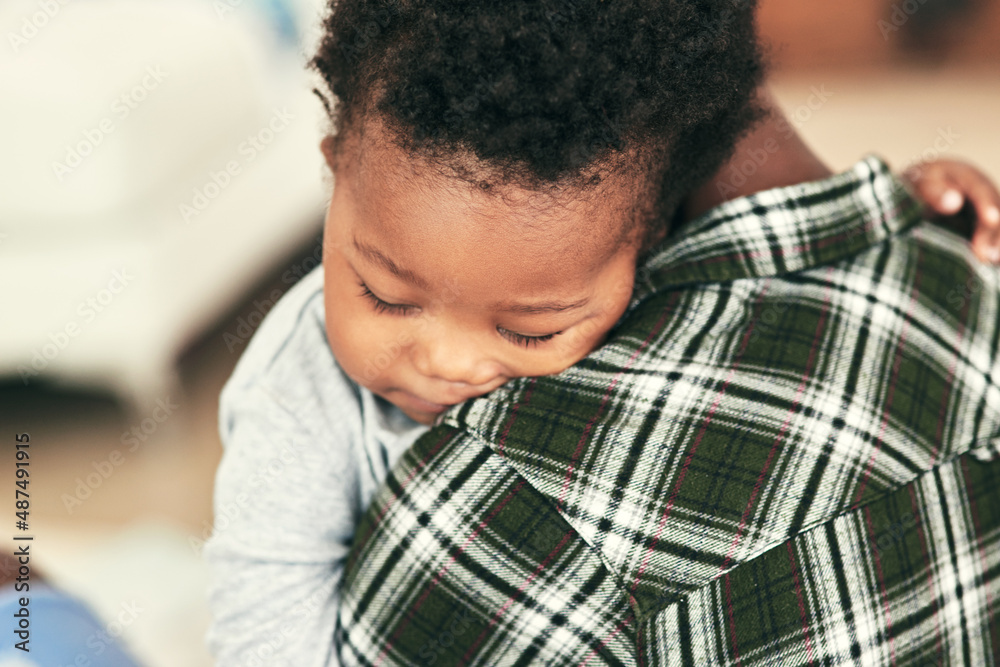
[[649, 441, 997, 624]]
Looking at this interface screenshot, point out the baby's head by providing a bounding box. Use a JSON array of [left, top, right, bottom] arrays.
[[310, 0, 763, 424]]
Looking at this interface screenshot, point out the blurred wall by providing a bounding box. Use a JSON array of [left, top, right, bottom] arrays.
[[758, 0, 1000, 70], [748, 0, 1000, 181]]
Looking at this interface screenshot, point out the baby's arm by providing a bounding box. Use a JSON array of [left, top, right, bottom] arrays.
[[204, 382, 361, 667]]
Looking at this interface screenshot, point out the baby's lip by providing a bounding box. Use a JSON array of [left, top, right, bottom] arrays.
[[404, 390, 488, 412], [401, 391, 452, 413], [400, 379, 509, 413]]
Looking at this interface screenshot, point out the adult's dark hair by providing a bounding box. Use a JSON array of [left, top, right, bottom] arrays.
[[310, 0, 765, 250]]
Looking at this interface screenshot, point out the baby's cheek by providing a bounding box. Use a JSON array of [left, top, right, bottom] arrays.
[[339, 316, 417, 394], [512, 342, 596, 380], [568, 314, 617, 355], [325, 305, 371, 379], [336, 325, 380, 382]]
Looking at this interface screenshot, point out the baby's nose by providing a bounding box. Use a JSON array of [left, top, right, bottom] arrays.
[[412, 331, 496, 387]]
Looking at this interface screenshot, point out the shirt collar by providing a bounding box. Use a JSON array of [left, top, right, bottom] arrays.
[[623, 154, 923, 319], [438, 155, 924, 431]]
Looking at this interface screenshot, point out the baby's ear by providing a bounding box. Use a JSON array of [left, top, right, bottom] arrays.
[[320, 135, 339, 172]]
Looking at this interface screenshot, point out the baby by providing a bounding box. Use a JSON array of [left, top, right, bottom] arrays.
[[204, 1, 1000, 665]]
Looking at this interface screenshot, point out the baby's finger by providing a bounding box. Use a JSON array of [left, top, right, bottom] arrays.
[[967, 181, 1000, 229], [963, 176, 1000, 263], [970, 224, 1000, 264], [910, 164, 964, 216]]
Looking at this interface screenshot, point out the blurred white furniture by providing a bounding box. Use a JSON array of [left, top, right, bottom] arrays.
[[0, 0, 330, 412]]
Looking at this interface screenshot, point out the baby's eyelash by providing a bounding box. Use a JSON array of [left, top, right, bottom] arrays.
[[497, 327, 561, 348], [358, 283, 417, 315], [358, 282, 560, 346]]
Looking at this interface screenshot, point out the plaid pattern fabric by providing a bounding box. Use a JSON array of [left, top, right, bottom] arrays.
[[336, 155, 1000, 666]]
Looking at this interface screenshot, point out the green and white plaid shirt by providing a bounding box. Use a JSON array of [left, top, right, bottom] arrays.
[[336, 156, 1000, 666]]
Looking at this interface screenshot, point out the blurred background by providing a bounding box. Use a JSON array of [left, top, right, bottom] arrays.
[[0, 0, 997, 664]]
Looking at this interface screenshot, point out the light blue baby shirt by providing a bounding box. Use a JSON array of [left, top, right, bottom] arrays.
[[204, 264, 429, 667]]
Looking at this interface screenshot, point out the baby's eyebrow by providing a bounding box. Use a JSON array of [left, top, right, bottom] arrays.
[[353, 238, 431, 290], [495, 298, 589, 314]]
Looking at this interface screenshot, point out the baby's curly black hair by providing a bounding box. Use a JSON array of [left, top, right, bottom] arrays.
[[310, 0, 765, 250]]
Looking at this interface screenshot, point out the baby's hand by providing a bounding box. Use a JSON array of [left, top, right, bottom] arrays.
[[903, 159, 1000, 264]]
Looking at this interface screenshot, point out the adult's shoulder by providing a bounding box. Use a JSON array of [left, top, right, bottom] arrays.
[[429, 155, 1000, 614]]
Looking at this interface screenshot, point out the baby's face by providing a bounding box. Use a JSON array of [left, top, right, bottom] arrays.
[[322, 124, 644, 425]]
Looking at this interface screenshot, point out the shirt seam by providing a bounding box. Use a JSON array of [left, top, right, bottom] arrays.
[[637, 439, 1000, 630]]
